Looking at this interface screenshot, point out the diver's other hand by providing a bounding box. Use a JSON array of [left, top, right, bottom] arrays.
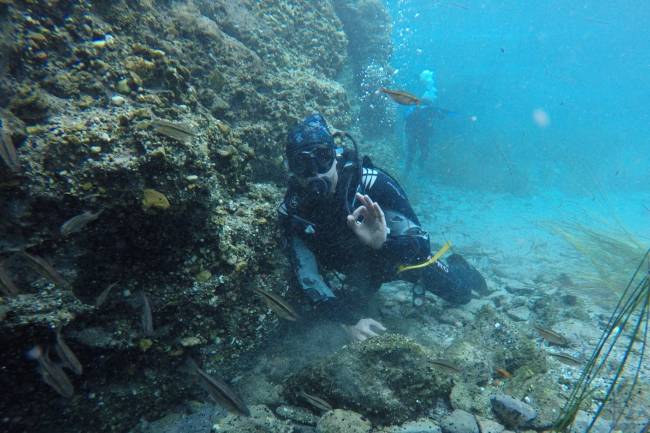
[[343, 318, 387, 342], [346, 193, 387, 250]]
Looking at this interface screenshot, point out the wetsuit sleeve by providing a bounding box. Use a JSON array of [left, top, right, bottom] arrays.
[[278, 195, 363, 323], [277, 195, 336, 303], [289, 236, 336, 303]]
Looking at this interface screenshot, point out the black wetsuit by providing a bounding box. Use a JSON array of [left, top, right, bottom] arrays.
[[278, 155, 482, 312]]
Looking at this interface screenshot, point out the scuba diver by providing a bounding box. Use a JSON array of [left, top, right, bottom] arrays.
[[278, 113, 486, 333], [402, 69, 452, 178], [404, 105, 444, 176]]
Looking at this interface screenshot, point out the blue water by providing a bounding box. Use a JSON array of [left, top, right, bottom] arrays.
[[386, 0, 650, 197]]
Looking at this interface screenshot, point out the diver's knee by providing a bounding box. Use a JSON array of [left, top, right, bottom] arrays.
[[447, 253, 488, 296], [421, 255, 485, 305]]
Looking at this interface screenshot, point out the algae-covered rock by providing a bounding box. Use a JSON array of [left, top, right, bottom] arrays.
[[316, 409, 372, 433], [450, 382, 492, 417], [440, 409, 479, 433], [286, 334, 454, 425], [375, 418, 442, 433], [447, 306, 547, 385], [490, 394, 537, 429], [0, 0, 388, 432], [128, 402, 220, 433], [332, 0, 393, 139], [444, 340, 492, 385], [474, 416, 505, 433], [275, 404, 319, 426], [211, 405, 293, 433], [142, 188, 171, 210], [502, 372, 566, 429]]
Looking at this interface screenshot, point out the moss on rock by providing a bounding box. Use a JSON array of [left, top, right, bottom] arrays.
[[285, 334, 455, 425]]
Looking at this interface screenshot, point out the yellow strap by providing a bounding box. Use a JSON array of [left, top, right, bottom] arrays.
[[397, 241, 452, 274]]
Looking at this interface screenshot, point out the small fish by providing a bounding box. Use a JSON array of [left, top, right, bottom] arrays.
[[28, 345, 75, 398], [534, 324, 570, 347], [379, 88, 422, 106], [60, 209, 104, 236], [298, 390, 333, 412], [55, 327, 83, 375], [188, 358, 250, 416], [18, 251, 71, 289], [95, 281, 118, 307], [0, 118, 20, 172], [151, 119, 195, 144], [0, 260, 20, 296], [431, 359, 462, 374], [548, 352, 582, 367], [495, 368, 512, 378], [140, 291, 154, 337], [253, 287, 299, 321]]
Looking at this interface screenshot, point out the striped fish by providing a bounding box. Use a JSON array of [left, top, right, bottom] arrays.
[[298, 390, 333, 412], [0, 118, 19, 172], [60, 209, 104, 236], [380, 88, 422, 106], [253, 287, 299, 321], [189, 359, 250, 416], [140, 291, 154, 337], [18, 251, 71, 289], [152, 119, 195, 144], [95, 281, 118, 307], [547, 352, 582, 367], [0, 260, 19, 296], [431, 358, 462, 374], [55, 327, 83, 375], [28, 345, 74, 398], [534, 324, 570, 347]]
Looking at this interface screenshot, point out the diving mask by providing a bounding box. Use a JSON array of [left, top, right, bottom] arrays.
[[288, 145, 336, 178]]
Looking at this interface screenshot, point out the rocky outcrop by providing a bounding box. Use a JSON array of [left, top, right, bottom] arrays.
[[332, 0, 394, 139], [285, 334, 454, 425], [0, 1, 363, 432]]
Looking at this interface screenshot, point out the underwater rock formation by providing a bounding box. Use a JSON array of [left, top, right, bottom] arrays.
[[332, 0, 394, 139], [285, 334, 454, 425], [317, 409, 373, 433], [0, 0, 384, 432]]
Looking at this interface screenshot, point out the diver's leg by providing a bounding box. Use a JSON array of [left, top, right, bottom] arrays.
[[419, 254, 487, 304], [419, 135, 431, 173], [403, 132, 416, 179]]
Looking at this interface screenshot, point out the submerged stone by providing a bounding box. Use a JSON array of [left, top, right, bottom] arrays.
[[440, 409, 479, 433], [211, 405, 292, 433], [286, 334, 454, 425], [475, 416, 505, 433], [376, 419, 442, 433], [490, 394, 537, 429], [316, 409, 371, 433], [274, 405, 319, 426]]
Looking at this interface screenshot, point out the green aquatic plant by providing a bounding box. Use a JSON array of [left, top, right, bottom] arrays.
[[541, 220, 647, 295], [553, 248, 649, 432]]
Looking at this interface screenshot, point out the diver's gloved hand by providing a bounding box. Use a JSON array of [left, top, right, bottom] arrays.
[[420, 253, 486, 305], [346, 193, 388, 250], [342, 318, 387, 342]]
